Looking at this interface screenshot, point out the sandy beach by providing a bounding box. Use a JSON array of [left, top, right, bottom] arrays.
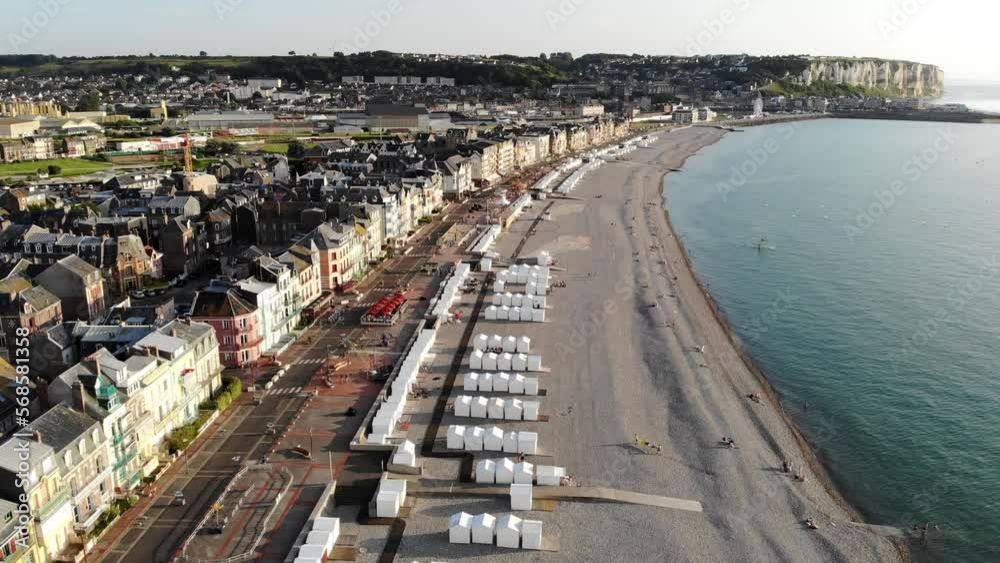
[[387, 126, 905, 562]]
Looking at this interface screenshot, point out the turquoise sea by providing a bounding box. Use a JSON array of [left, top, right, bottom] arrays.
[[663, 119, 1000, 563]]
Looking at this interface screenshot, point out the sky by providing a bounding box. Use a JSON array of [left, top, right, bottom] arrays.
[[3, 0, 999, 81]]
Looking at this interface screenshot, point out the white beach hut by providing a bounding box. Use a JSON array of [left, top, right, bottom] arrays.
[[298, 545, 327, 560], [475, 459, 496, 484], [380, 477, 407, 504], [465, 426, 485, 451], [498, 353, 513, 371], [447, 425, 466, 449], [518, 431, 539, 455], [533, 283, 546, 296], [523, 401, 540, 421], [485, 306, 498, 321], [484, 426, 505, 451], [498, 306, 510, 321], [503, 336, 518, 353], [510, 306, 522, 321], [501, 292, 513, 307], [306, 530, 335, 553], [527, 355, 542, 372], [533, 296, 546, 309], [449, 512, 473, 544], [532, 308, 546, 323], [494, 372, 511, 392], [464, 372, 480, 392], [489, 334, 504, 350], [524, 377, 539, 396], [496, 514, 523, 549], [376, 490, 401, 518], [479, 372, 495, 392], [487, 398, 506, 420], [504, 398, 524, 421], [471, 513, 497, 545], [526, 282, 537, 296], [509, 374, 526, 395], [511, 293, 523, 307], [391, 440, 417, 467], [504, 432, 519, 453], [480, 257, 492, 272], [510, 483, 533, 510], [492, 293, 503, 306], [495, 458, 516, 484], [537, 465, 567, 486], [493, 280, 505, 293], [514, 462, 535, 484], [512, 354, 528, 371], [455, 396, 473, 417], [474, 334, 489, 351], [483, 352, 499, 371], [517, 336, 531, 353], [471, 396, 489, 418], [522, 520, 543, 550], [470, 350, 484, 370]]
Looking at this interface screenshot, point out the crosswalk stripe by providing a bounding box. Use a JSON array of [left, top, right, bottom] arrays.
[[262, 386, 303, 396]]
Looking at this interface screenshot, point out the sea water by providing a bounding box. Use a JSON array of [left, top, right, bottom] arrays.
[[663, 118, 1000, 563]]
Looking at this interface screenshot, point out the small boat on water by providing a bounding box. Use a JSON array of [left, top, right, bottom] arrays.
[[753, 238, 773, 251]]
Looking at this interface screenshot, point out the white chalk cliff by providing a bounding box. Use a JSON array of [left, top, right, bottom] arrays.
[[797, 58, 944, 97]]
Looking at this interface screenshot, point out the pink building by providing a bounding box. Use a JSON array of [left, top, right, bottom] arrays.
[[191, 287, 263, 368]]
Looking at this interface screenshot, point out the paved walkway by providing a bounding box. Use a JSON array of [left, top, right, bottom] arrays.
[[409, 479, 703, 512]]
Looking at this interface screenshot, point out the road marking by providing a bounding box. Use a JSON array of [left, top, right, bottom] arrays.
[[262, 386, 304, 396]]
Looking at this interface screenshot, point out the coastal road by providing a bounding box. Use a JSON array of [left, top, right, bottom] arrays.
[[90, 199, 482, 563]]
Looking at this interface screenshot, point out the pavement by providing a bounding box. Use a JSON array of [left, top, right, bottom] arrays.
[[90, 198, 489, 563]]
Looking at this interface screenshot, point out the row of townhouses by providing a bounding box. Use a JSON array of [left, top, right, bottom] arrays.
[[0, 318, 221, 563]]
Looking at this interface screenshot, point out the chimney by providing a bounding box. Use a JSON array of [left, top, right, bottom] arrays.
[[31, 431, 42, 443], [36, 379, 50, 410], [72, 382, 86, 411]]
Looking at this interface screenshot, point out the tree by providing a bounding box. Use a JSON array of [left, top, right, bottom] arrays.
[[76, 90, 102, 112], [47, 164, 62, 176], [288, 50, 296, 56], [199, 50, 208, 57], [205, 139, 240, 156], [287, 140, 307, 159]]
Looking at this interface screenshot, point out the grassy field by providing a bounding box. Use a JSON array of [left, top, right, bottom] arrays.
[[259, 144, 289, 154], [0, 159, 113, 177]]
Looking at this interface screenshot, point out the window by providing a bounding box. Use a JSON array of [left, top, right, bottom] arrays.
[[223, 336, 233, 346], [78, 441, 86, 455], [222, 320, 231, 329]]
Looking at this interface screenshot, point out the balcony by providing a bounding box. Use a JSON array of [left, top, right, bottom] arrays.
[[73, 504, 107, 534], [35, 489, 69, 522]]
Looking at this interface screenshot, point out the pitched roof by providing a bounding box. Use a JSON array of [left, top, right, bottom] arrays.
[[191, 288, 257, 318]]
